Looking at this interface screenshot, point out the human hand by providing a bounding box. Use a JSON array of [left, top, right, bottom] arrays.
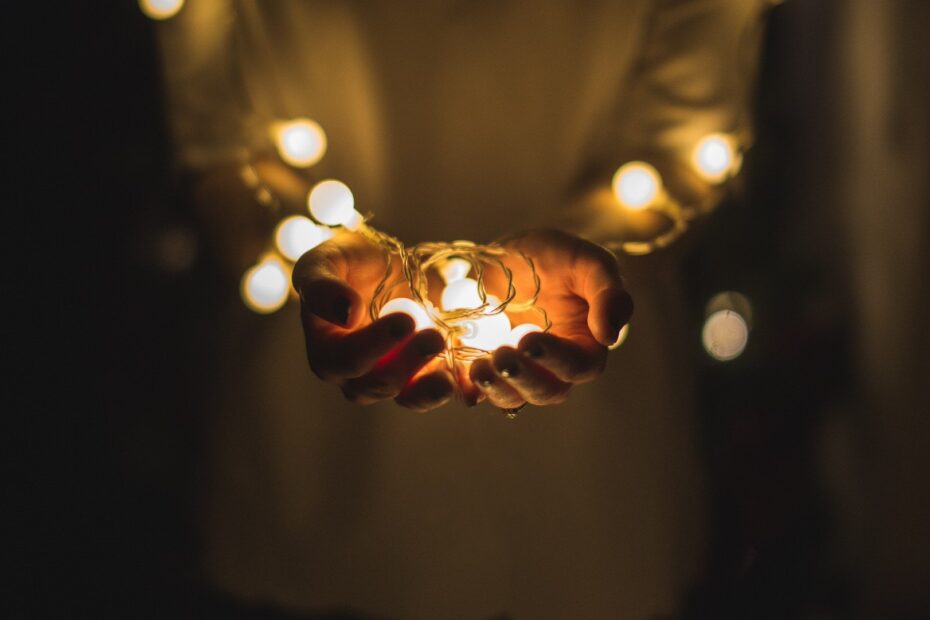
[[467, 229, 633, 409], [292, 231, 456, 411]]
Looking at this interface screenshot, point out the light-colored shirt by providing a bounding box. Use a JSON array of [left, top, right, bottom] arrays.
[[158, 1, 769, 617]]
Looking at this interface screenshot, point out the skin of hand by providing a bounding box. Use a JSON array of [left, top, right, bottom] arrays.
[[293, 228, 632, 412], [466, 229, 633, 410], [292, 231, 458, 412]]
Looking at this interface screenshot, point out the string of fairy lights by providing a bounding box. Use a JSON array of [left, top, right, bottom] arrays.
[[144, 0, 754, 363]]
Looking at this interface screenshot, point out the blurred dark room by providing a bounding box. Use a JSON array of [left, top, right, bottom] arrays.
[[13, 1, 929, 619]]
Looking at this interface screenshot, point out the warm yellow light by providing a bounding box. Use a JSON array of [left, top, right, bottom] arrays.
[[241, 257, 290, 314], [441, 278, 482, 311], [273, 118, 327, 168], [274, 216, 333, 262], [139, 0, 184, 20], [440, 257, 471, 284], [308, 180, 362, 230], [702, 310, 748, 361], [378, 298, 436, 332], [612, 161, 662, 210], [693, 133, 736, 182], [608, 323, 630, 350], [508, 323, 543, 348], [459, 296, 513, 352]]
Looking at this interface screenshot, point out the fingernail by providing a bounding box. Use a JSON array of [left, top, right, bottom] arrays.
[[494, 350, 521, 378], [525, 342, 545, 359], [332, 297, 350, 326]]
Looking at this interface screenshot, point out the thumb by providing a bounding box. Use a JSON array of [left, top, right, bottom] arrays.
[[293, 246, 365, 328], [588, 286, 633, 347], [573, 243, 633, 346]]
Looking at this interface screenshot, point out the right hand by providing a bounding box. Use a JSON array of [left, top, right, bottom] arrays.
[[292, 231, 457, 411]]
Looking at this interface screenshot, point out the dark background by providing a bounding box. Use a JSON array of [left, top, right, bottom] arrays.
[[14, 1, 929, 618]]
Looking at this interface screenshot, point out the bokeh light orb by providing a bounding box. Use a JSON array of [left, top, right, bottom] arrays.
[[612, 161, 662, 210], [693, 133, 736, 182], [274, 118, 327, 168], [241, 257, 290, 314], [139, 0, 185, 20], [308, 180, 362, 230], [702, 310, 749, 361], [274, 215, 333, 262]]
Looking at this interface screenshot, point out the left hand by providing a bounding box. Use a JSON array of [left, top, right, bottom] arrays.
[[466, 229, 633, 409]]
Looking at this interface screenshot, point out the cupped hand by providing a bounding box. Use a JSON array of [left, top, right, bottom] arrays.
[[293, 231, 456, 411], [468, 229, 633, 409]]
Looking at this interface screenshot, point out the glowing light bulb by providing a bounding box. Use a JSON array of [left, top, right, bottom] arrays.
[[441, 278, 483, 311], [508, 323, 543, 348], [241, 256, 290, 314], [460, 303, 513, 352], [308, 180, 363, 230], [693, 133, 736, 182], [612, 161, 662, 210], [139, 0, 185, 20], [274, 215, 333, 262], [273, 118, 327, 168], [608, 323, 630, 350], [702, 310, 748, 361], [378, 298, 436, 332], [440, 257, 471, 284]]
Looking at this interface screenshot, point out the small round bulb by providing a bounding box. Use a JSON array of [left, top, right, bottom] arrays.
[[139, 0, 184, 20], [693, 133, 736, 182], [273, 118, 327, 168], [241, 256, 290, 314], [378, 298, 436, 332], [440, 257, 471, 284], [308, 180, 362, 230], [612, 161, 662, 210], [441, 278, 483, 311], [274, 215, 333, 262], [460, 312, 513, 351], [702, 310, 748, 361]]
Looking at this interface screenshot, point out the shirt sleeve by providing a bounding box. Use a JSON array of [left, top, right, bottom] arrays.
[[568, 0, 776, 242], [155, 0, 251, 171]]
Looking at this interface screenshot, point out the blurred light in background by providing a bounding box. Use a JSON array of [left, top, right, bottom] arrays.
[[274, 215, 333, 262], [705, 290, 754, 327], [308, 180, 362, 230], [138, 0, 184, 20], [612, 162, 662, 210], [241, 256, 290, 314], [693, 133, 739, 183], [273, 119, 327, 168], [702, 310, 749, 361]]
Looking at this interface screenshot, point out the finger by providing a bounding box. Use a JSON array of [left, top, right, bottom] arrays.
[[342, 330, 446, 403], [455, 361, 485, 407], [306, 312, 415, 380], [470, 358, 525, 409], [293, 239, 367, 328], [516, 332, 607, 384], [395, 369, 456, 412], [491, 347, 571, 406], [571, 243, 633, 346]]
